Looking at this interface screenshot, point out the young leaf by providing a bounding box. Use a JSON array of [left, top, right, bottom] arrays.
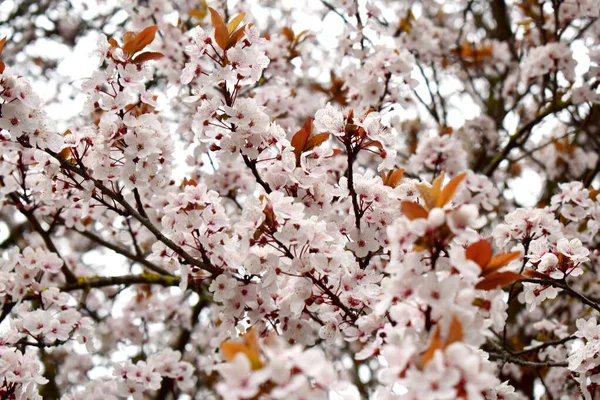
[[523, 269, 548, 280], [465, 240, 492, 269], [436, 171, 467, 208], [446, 315, 464, 345], [421, 323, 443, 368], [475, 271, 523, 290], [325, 149, 343, 159], [131, 51, 165, 64], [227, 12, 246, 34], [291, 117, 313, 166], [209, 7, 229, 50], [228, 25, 248, 49], [416, 173, 444, 210], [122, 31, 137, 45], [382, 168, 405, 188], [421, 316, 463, 368], [400, 201, 429, 220], [282, 26, 295, 41], [220, 328, 263, 370], [189, 0, 209, 20], [485, 251, 521, 274], [305, 132, 330, 151], [0, 37, 6, 56], [123, 26, 159, 56]]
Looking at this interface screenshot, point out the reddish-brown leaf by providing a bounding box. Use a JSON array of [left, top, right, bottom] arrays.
[[108, 38, 119, 48], [134, 26, 159, 52], [475, 271, 523, 291], [123, 26, 159, 56], [305, 132, 330, 151], [132, 51, 164, 64], [0, 37, 6, 57], [465, 240, 492, 269], [282, 26, 295, 41], [485, 251, 521, 274], [437, 171, 467, 208], [228, 26, 247, 48], [291, 117, 313, 166], [364, 140, 384, 150], [295, 30, 311, 42], [209, 7, 229, 50], [446, 315, 463, 345], [0, 60, 4, 74], [400, 201, 429, 220], [131, 51, 165, 64], [325, 149, 343, 159], [523, 269, 548, 279], [122, 31, 136, 45], [59, 147, 72, 160], [383, 168, 405, 188], [421, 324, 443, 368], [180, 177, 198, 188]]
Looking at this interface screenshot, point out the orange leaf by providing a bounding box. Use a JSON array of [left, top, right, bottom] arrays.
[[523, 269, 548, 279], [122, 31, 136, 45], [400, 201, 429, 220], [421, 316, 463, 368], [295, 29, 311, 43], [123, 26, 159, 56], [417, 173, 444, 210], [209, 7, 229, 50], [305, 132, 330, 151], [189, 0, 209, 20], [59, 147, 73, 160], [180, 177, 198, 188], [108, 38, 119, 48], [282, 26, 295, 41], [228, 25, 247, 48], [0, 60, 4, 74], [291, 117, 313, 166], [0, 37, 6, 57], [465, 240, 492, 269], [220, 328, 263, 370], [383, 168, 405, 188], [421, 324, 443, 368], [446, 315, 463, 345], [131, 51, 165, 64], [436, 172, 467, 208], [189, 9, 208, 20], [364, 140, 384, 150], [475, 271, 523, 291], [326, 149, 343, 159], [485, 251, 521, 274], [589, 185, 599, 201], [227, 12, 246, 34]]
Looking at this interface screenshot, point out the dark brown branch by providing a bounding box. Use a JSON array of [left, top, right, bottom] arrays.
[[75, 228, 172, 276], [44, 149, 219, 276], [242, 154, 272, 194], [483, 99, 572, 176], [60, 273, 180, 292], [522, 277, 600, 313], [344, 132, 361, 230], [154, 295, 207, 399], [5, 191, 77, 284]]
